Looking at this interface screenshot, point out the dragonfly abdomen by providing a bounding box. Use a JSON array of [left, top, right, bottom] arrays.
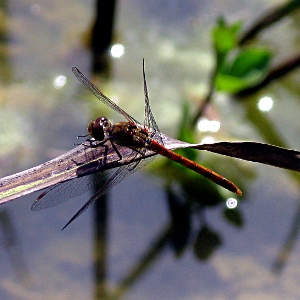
[[148, 139, 242, 196]]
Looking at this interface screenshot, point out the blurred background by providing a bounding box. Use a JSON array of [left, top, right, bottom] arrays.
[[0, 0, 300, 299]]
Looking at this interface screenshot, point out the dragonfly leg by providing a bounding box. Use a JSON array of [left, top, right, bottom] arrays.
[[127, 148, 146, 171], [70, 140, 110, 167], [110, 140, 123, 161]]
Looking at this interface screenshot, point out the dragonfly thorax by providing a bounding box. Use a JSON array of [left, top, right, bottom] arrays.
[[110, 121, 150, 148], [88, 116, 112, 141]]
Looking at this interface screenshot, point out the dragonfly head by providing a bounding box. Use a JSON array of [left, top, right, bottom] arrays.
[[88, 116, 111, 141]]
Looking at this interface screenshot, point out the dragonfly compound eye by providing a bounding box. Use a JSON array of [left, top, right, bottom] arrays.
[[99, 117, 110, 128], [88, 117, 105, 141]]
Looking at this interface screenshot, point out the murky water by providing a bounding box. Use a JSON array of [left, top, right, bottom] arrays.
[[0, 1, 300, 299]]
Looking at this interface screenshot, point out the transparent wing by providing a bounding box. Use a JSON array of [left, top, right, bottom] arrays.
[[61, 153, 156, 229], [142, 59, 163, 145], [31, 172, 108, 211], [72, 67, 140, 125]]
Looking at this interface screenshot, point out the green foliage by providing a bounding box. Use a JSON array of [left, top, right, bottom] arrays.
[[212, 17, 242, 65], [223, 207, 244, 227], [175, 101, 198, 162], [166, 187, 192, 257], [153, 4, 297, 261], [216, 48, 272, 93], [212, 17, 273, 93], [193, 225, 222, 260], [179, 172, 223, 207]]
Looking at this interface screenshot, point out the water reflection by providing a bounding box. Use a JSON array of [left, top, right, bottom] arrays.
[[226, 198, 238, 209], [0, 210, 29, 284], [53, 75, 67, 89], [0, 0, 299, 299], [197, 117, 221, 132], [257, 96, 274, 112], [110, 44, 125, 59], [29, 4, 41, 16]]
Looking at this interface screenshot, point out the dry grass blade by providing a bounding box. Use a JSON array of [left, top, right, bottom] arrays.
[[194, 142, 300, 172]]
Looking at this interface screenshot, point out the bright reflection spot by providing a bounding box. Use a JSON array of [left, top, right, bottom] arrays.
[[110, 44, 125, 58], [226, 198, 238, 209], [53, 75, 67, 89], [30, 4, 41, 15], [210, 120, 221, 132], [197, 117, 220, 132], [257, 96, 274, 112], [198, 118, 210, 132], [201, 136, 215, 144]]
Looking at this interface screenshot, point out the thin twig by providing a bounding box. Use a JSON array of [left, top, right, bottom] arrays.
[[239, 0, 300, 45]]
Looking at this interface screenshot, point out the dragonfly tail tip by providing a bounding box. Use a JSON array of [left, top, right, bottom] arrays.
[[236, 188, 243, 196]]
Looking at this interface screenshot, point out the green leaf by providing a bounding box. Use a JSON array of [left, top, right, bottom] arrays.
[[193, 225, 222, 261], [180, 173, 223, 207], [216, 47, 272, 93], [175, 101, 198, 161], [225, 48, 272, 77], [215, 74, 250, 93], [166, 187, 191, 257], [212, 17, 242, 64], [177, 101, 195, 143], [223, 207, 244, 227]]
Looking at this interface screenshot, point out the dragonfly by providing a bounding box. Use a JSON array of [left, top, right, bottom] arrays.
[[31, 60, 242, 229]]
